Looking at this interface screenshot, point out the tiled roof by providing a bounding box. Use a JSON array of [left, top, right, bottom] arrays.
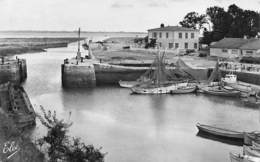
[[210, 38, 258, 49], [240, 39, 260, 50], [148, 26, 198, 32]]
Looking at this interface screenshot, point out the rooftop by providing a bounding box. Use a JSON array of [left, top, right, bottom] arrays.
[[210, 38, 260, 49], [148, 26, 198, 32]]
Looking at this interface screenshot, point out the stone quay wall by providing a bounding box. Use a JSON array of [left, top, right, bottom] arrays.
[[62, 63, 96, 88], [62, 60, 210, 87], [0, 58, 27, 84]]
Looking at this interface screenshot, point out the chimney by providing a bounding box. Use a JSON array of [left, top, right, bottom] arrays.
[[160, 23, 165, 28]]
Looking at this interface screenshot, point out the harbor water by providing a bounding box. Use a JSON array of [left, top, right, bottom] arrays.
[[17, 42, 260, 162]]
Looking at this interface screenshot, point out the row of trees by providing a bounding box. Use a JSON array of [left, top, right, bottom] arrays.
[[179, 4, 260, 45]]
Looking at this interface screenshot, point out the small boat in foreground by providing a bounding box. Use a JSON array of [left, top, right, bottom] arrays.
[[196, 123, 244, 140], [244, 145, 260, 157], [230, 152, 260, 162]]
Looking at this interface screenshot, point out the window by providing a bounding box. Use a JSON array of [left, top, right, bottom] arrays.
[[159, 32, 162, 38], [169, 43, 173, 49], [175, 43, 179, 49], [231, 49, 238, 54], [185, 33, 188, 39], [178, 33, 182, 39], [153, 32, 157, 38], [222, 49, 228, 53], [194, 43, 198, 49], [159, 42, 162, 47], [246, 50, 253, 54], [185, 43, 188, 49], [166, 32, 169, 38], [191, 33, 195, 39]]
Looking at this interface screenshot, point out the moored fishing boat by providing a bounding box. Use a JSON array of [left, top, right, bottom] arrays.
[[131, 50, 192, 94], [230, 152, 260, 162], [200, 86, 241, 97], [196, 123, 244, 140]]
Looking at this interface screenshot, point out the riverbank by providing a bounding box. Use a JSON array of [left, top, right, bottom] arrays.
[[0, 37, 83, 56], [0, 83, 43, 161]]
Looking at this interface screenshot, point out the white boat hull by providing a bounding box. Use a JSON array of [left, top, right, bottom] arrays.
[[119, 81, 139, 88], [131, 84, 178, 94]]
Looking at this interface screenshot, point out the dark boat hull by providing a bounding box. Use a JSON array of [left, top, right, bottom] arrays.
[[196, 123, 244, 140]]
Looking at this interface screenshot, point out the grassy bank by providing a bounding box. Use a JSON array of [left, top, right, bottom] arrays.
[[0, 37, 83, 56]]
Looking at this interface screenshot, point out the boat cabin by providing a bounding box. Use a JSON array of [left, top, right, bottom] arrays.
[[221, 74, 237, 84]]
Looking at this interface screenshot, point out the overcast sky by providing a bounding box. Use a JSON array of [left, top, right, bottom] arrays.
[[0, 0, 259, 32]]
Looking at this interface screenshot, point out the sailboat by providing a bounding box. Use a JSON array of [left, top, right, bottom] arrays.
[[199, 61, 240, 97], [131, 51, 189, 94]]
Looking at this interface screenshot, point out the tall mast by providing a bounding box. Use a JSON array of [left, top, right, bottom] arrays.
[[76, 27, 81, 59], [157, 50, 161, 87]]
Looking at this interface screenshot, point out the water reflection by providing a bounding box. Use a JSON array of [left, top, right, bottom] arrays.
[[196, 132, 244, 146], [149, 95, 166, 132]]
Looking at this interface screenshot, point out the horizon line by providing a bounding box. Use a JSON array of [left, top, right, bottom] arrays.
[[0, 30, 148, 33]]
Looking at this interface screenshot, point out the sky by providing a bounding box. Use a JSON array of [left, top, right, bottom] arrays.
[[0, 0, 259, 32]]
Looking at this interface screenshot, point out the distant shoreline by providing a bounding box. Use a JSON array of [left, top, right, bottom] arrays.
[[0, 37, 82, 56], [0, 30, 147, 34]]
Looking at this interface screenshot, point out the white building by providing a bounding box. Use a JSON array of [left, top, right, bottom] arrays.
[[210, 38, 260, 58], [148, 25, 199, 50]]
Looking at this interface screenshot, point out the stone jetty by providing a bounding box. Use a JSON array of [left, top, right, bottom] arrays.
[[0, 57, 27, 84]]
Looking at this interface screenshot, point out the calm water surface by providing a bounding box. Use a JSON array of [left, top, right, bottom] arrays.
[[17, 44, 260, 162]]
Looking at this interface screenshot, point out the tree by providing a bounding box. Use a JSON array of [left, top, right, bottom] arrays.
[[145, 37, 156, 49], [227, 4, 245, 37], [206, 6, 232, 40], [36, 106, 105, 162], [201, 30, 213, 45], [179, 12, 207, 30]]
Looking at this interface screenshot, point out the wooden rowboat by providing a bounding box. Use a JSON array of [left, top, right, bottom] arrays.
[[196, 123, 244, 140], [244, 145, 260, 158], [230, 152, 260, 162]]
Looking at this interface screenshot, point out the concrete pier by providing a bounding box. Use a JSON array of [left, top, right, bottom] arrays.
[[0, 57, 27, 84], [62, 58, 96, 88]]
